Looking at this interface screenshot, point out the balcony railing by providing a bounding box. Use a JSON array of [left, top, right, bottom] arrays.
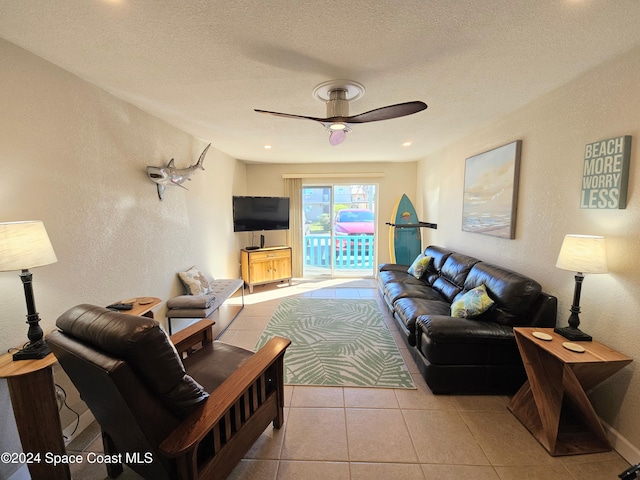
[[304, 234, 375, 269]]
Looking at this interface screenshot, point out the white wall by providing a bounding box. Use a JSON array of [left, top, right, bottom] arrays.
[[417, 46, 640, 461], [0, 39, 246, 478]]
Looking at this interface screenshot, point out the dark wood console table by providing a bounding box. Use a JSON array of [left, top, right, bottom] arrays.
[[0, 351, 70, 479]]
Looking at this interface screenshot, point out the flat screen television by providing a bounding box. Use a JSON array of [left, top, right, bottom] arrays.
[[233, 196, 290, 232]]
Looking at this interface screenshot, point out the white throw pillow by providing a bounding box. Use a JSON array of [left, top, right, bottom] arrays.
[[178, 266, 212, 295]]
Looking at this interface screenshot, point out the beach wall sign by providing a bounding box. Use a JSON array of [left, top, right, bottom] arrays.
[[580, 135, 631, 209]]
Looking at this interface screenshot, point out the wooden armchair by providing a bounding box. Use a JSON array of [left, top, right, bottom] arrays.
[[46, 304, 290, 480]]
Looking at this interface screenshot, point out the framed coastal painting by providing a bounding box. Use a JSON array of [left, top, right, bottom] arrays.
[[462, 140, 522, 239]]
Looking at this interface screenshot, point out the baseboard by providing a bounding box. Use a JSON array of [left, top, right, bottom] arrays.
[[602, 418, 640, 465]]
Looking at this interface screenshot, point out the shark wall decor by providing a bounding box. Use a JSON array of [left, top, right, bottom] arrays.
[[146, 143, 211, 200]]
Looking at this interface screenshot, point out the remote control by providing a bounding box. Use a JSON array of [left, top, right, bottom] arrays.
[[106, 303, 134, 311]]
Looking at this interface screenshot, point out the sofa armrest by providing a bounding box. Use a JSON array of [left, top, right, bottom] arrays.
[[378, 263, 410, 272], [526, 292, 557, 328], [416, 315, 515, 344]]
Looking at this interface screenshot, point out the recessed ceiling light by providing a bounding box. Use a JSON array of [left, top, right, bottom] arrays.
[[264, 145, 272, 149], [402, 141, 413, 147]]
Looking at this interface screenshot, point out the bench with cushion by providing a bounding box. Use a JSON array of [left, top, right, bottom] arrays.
[[166, 266, 244, 335]]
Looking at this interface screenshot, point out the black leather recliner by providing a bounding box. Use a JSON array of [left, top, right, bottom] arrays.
[[46, 304, 289, 480]]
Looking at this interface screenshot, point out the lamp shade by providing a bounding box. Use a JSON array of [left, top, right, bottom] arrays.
[[556, 234, 608, 274], [0, 221, 57, 272]]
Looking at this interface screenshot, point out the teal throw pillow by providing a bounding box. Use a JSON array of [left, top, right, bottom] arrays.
[[451, 284, 495, 318], [407, 254, 432, 279]]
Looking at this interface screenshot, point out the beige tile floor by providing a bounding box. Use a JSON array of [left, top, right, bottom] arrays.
[[68, 278, 631, 480]]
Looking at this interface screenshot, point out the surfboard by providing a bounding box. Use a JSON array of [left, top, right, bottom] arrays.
[[389, 194, 422, 265]]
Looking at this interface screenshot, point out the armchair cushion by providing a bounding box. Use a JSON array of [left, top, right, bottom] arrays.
[[183, 342, 254, 392], [55, 304, 208, 418]]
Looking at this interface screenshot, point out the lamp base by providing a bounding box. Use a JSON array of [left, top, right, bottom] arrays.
[[554, 326, 592, 342], [13, 339, 51, 361]]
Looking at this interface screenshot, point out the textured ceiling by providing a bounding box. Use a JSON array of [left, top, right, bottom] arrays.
[[1, 0, 640, 163]]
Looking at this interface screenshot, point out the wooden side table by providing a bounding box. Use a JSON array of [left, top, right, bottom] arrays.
[[508, 327, 632, 456], [115, 296, 161, 317], [0, 352, 70, 480]]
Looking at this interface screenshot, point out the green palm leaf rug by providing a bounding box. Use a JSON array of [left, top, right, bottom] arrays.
[[255, 298, 415, 389]]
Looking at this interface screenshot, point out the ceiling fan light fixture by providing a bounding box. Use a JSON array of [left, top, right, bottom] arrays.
[[329, 122, 347, 131], [329, 129, 347, 146]]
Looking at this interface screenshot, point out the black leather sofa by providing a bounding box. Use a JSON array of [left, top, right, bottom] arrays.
[[378, 245, 557, 394]]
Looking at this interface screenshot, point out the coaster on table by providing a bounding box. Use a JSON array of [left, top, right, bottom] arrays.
[[532, 331, 552, 341], [562, 342, 586, 353], [138, 298, 154, 305]]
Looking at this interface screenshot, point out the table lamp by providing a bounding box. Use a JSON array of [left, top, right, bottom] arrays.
[[0, 221, 58, 360], [554, 234, 608, 342]]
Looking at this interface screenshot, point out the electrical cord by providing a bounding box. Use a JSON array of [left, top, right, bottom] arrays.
[[54, 383, 81, 440], [6, 343, 28, 353]]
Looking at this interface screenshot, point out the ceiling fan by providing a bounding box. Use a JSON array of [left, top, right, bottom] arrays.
[[255, 80, 427, 146]]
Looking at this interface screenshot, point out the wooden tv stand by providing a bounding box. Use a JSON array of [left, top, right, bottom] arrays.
[[241, 246, 292, 293]]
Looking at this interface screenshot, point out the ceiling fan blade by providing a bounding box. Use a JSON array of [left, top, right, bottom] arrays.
[[255, 99, 427, 143], [344, 101, 427, 124], [329, 129, 347, 146], [254, 109, 326, 123]]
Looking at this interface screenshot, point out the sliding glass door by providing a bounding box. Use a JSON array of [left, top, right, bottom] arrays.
[[302, 184, 377, 277]]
